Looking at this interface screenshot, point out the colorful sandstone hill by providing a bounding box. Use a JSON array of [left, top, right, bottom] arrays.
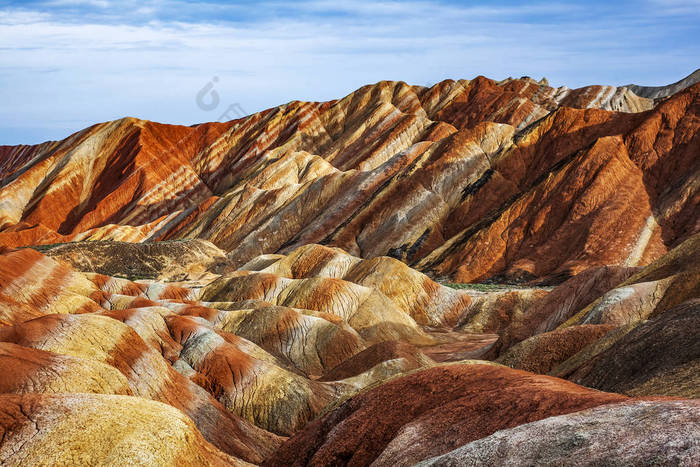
[[0, 71, 698, 465]]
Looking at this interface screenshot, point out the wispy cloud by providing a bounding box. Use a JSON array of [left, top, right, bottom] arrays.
[[649, 0, 700, 14], [1, 0, 698, 144]]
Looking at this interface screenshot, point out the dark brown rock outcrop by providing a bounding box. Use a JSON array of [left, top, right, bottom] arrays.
[[496, 324, 616, 374]]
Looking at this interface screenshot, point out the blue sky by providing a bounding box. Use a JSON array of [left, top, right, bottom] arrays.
[[1, 0, 699, 145]]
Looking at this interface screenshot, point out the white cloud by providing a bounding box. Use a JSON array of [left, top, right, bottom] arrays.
[[0, 10, 51, 24], [45, 0, 112, 7], [0, 0, 698, 144]]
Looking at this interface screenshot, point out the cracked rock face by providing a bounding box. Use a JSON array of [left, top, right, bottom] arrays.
[[0, 342, 133, 396]]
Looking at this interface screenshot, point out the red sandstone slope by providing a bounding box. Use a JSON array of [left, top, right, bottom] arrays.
[[1, 77, 697, 283]]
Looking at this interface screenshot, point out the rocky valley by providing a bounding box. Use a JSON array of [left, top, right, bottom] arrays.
[[0, 72, 699, 465]]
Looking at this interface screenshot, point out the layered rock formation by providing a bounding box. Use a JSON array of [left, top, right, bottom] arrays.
[[496, 324, 616, 374], [485, 230, 700, 401], [490, 265, 640, 354], [0, 312, 282, 462], [0, 72, 698, 464], [0, 245, 480, 462], [237, 244, 471, 326], [42, 239, 229, 281], [1, 76, 698, 284], [562, 299, 700, 398]]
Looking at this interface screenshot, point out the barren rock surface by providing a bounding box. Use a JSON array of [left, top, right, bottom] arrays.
[[568, 299, 700, 398], [265, 364, 631, 466], [418, 400, 700, 467]]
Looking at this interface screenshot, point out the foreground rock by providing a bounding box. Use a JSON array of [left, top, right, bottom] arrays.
[[418, 400, 700, 466], [0, 312, 282, 463]]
